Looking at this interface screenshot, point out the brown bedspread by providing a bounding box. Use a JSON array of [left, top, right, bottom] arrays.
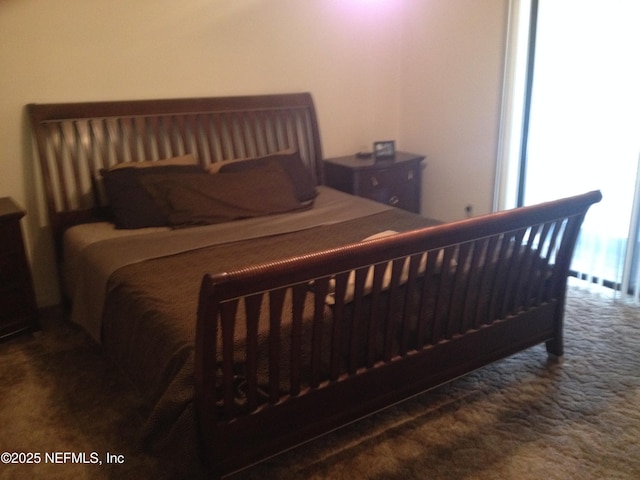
[[99, 207, 439, 465], [69, 187, 392, 342]]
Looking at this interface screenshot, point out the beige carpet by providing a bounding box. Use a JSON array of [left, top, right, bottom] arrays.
[[1, 278, 639, 480]]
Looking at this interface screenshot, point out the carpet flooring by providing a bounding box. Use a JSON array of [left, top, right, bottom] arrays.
[[1, 278, 639, 479]]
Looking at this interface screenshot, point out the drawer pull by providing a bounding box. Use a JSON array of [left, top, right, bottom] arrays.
[[407, 170, 414, 180], [389, 195, 400, 205], [370, 176, 379, 187]]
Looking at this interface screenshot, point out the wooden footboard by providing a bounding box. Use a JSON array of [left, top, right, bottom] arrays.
[[195, 190, 601, 478]]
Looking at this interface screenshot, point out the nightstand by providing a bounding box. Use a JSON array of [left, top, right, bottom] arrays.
[[0, 197, 38, 340], [324, 151, 425, 213]]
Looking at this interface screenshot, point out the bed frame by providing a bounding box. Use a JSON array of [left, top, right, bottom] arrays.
[[28, 93, 601, 479]]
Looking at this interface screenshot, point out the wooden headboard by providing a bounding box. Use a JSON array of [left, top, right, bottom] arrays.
[[27, 92, 324, 252]]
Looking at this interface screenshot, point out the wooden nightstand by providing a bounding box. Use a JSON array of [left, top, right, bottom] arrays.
[[0, 197, 38, 340], [324, 151, 425, 213]]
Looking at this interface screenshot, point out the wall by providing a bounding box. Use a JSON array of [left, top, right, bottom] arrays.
[[0, 0, 508, 306], [400, 0, 509, 222]]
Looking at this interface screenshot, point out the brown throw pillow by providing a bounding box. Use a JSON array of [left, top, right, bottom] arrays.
[[140, 160, 307, 227], [101, 164, 204, 229], [210, 150, 317, 203]]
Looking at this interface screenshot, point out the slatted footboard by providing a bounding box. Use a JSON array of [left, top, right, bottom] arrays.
[[195, 189, 601, 478]]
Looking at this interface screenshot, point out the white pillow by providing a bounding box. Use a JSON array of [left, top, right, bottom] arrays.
[[108, 153, 197, 170]]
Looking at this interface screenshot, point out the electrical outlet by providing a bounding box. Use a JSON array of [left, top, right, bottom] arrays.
[[465, 204, 473, 218]]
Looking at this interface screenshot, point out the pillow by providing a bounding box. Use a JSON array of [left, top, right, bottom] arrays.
[[139, 160, 306, 227], [101, 164, 204, 229], [208, 150, 317, 203], [91, 153, 198, 217]]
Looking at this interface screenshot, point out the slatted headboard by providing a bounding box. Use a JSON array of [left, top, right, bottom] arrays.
[[27, 92, 324, 254]]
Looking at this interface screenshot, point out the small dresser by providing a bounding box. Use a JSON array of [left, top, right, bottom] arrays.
[[0, 197, 38, 339], [324, 151, 424, 214]]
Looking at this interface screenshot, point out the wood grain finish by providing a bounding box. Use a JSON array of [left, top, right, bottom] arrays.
[[196, 189, 601, 477], [324, 152, 424, 213], [0, 198, 38, 339]]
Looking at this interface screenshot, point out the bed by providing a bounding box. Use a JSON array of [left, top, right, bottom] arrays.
[[27, 92, 601, 478]]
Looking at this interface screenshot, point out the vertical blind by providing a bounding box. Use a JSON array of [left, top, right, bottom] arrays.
[[497, 0, 640, 298]]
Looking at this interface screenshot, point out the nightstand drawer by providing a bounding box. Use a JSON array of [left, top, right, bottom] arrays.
[[0, 197, 38, 339], [0, 220, 22, 253], [324, 151, 425, 214], [356, 164, 420, 210], [0, 254, 24, 289], [0, 287, 33, 324]]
